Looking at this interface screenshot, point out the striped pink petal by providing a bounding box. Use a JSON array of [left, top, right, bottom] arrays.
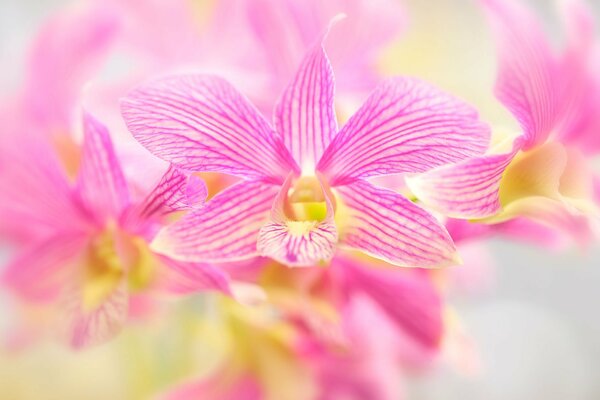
[[257, 175, 338, 266], [151, 180, 279, 262], [76, 112, 130, 221], [482, 0, 560, 149], [336, 180, 458, 267], [274, 30, 337, 171], [317, 77, 490, 185], [137, 166, 207, 218], [406, 145, 521, 219], [63, 283, 128, 349], [121, 74, 298, 182]]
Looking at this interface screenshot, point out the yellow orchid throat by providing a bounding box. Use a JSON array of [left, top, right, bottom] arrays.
[[284, 176, 330, 222], [82, 226, 157, 312], [490, 141, 597, 224]]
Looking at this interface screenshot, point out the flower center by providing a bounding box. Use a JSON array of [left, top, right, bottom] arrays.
[[284, 176, 332, 222], [82, 226, 156, 311]]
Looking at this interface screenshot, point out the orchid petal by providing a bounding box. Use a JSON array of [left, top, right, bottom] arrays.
[[157, 256, 231, 295], [62, 282, 128, 349], [162, 373, 262, 400], [406, 148, 519, 219], [257, 175, 338, 267], [121, 74, 298, 181], [557, 0, 600, 154], [274, 30, 337, 171], [152, 180, 279, 262], [336, 180, 457, 267], [2, 233, 87, 302], [339, 257, 443, 350], [76, 112, 130, 220], [24, 4, 118, 131], [0, 140, 86, 239], [482, 0, 560, 149], [317, 77, 490, 185], [137, 165, 207, 218]]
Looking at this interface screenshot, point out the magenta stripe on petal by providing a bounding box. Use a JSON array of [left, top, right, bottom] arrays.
[[137, 165, 207, 218], [274, 35, 337, 171], [317, 77, 490, 185], [121, 74, 298, 182], [151, 179, 279, 262], [406, 147, 520, 219], [76, 112, 130, 221], [64, 283, 128, 349], [336, 180, 457, 267]]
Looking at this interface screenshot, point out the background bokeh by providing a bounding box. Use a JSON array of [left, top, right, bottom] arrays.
[[1, 1, 599, 399]]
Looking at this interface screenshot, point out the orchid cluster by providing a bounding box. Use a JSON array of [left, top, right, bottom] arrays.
[[1, 0, 599, 399]]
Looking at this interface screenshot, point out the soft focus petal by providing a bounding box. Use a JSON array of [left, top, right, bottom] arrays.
[[274, 32, 337, 172], [336, 180, 458, 267], [317, 77, 490, 185], [557, 0, 600, 154], [76, 112, 130, 221], [482, 0, 560, 149], [162, 373, 262, 400], [121, 74, 298, 181], [62, 283, 128, 349], [406, 146, 520, 219], [336, 257, 443, 350], [257, 175, 338, 266], [2, 233, 87, 302], [157, 256, 231, 295], [152, 180, 279, 262], [23, 3, 118, 132], [0, 140, 87, 240]]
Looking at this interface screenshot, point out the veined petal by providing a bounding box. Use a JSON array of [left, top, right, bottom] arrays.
[[274, 29, 337, 171], [317, 77, 490, 185], [152, 180, 279, 262], [62, 282, 128, 349], [336, 180, 457, 267], [136, 165, 207, 219], [406, 146, 520, 219], [121, 74, 298, 181], [257, 175, 338, 267], [337, 257, 443, 350], [76, 112, 130, 221], [482, 0, 560, 149]]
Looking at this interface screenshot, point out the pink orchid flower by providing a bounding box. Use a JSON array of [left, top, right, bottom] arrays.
[[238, 0, 406, 113], [121, 29, 490, 268], [288, 256, 443, 400], [407, 0, 600, 241], [162, 254, 442, 400], [1, 113, 229, 349]]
